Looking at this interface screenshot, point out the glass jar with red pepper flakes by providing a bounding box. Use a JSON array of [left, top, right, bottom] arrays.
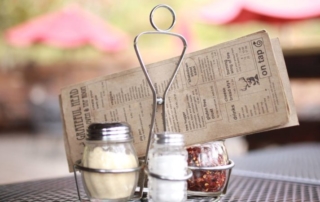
[[186, 140, 231, 197]]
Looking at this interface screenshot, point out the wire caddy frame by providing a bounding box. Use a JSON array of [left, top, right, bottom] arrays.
[[73, 4, 234, 202]]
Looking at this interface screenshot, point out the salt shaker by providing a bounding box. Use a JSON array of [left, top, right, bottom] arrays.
[[81, 122, 139, 201], [148, 132, 188, 202]]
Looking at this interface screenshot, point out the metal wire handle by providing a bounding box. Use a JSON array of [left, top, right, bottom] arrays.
[[188, 159, 235, 170], [133, 4, 188, 199], [133, 3, 187, 165], [145, 167, 193, 181]]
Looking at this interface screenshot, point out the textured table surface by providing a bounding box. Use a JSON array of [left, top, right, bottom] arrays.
[[1, 143, 320, 202]]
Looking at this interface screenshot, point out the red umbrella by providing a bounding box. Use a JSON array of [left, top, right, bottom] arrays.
[[5, 5, 128, 52], [199, 0, 320, 24]]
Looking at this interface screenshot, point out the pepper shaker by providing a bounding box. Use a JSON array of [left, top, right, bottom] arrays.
[[187, 140, 232, 197]]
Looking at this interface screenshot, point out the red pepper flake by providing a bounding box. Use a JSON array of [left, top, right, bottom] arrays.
[[187, 146, 227, 192]]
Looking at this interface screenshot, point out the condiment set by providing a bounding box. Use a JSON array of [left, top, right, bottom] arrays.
[[72, 4, 234, 202]]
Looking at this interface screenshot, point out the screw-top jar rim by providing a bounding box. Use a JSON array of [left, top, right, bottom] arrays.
[[86, 122, 133, 142], [155, 132, 184, 145]]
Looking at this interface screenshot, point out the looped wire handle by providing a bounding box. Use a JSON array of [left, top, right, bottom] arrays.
[[133, 4, 188, 198], [150, 4, 176, 32], [134, 3, 187, 157]]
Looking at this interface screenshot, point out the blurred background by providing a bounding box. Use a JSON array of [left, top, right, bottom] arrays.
[[1, 0, 320, 184]]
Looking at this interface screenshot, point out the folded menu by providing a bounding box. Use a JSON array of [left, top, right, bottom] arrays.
[[60, 30, 298, 171]]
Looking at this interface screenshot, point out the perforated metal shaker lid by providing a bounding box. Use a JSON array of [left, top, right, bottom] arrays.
[[86, 122, 132, 142], [155, 132, 184, 145]]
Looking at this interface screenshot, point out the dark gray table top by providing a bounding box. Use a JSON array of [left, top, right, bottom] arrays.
[[1, 143, 320, 202]]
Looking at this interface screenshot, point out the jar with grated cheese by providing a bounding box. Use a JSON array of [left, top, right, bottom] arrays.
[[81, 122, 139, 202]]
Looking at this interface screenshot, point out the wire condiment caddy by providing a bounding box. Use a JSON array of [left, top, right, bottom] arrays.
[[72, 4, 234, 202]]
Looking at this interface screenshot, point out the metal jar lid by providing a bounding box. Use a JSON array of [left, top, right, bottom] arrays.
[[155, 132, 184, 145], [86, 122, 133, 142]]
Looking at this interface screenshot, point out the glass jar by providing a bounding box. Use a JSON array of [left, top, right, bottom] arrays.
[[186, 140, 229, 196], [81, 122, 139, 202], [148, 132, 188, 202]]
